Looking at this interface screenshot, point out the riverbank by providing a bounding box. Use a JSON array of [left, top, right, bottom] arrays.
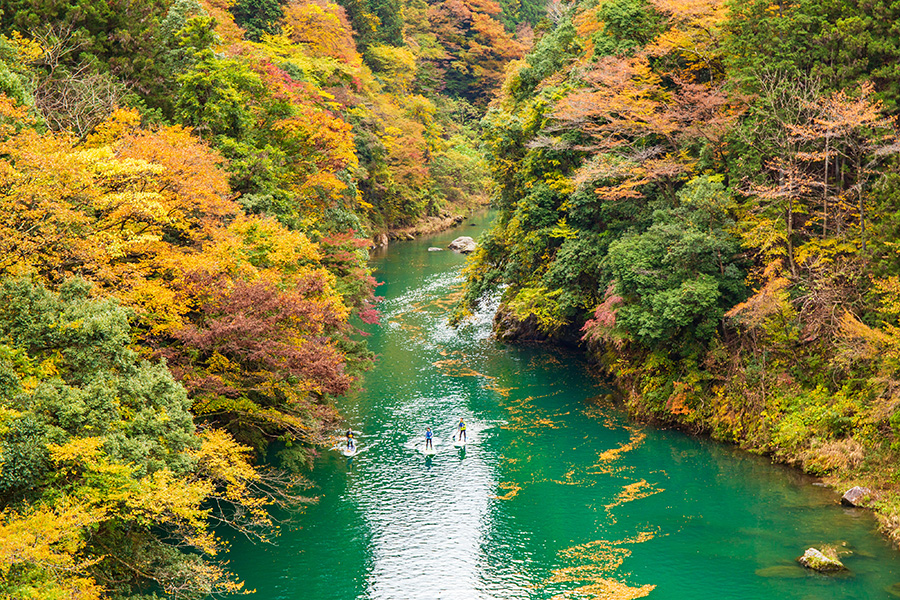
[[373, 198, 490, 247], [491, 305, 900, 549], [615, 378, 900, 546]]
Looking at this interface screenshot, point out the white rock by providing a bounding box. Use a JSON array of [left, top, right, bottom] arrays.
[[448, 236, 477, 253]]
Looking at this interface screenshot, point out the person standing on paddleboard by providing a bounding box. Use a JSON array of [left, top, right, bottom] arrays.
[[425, 427, 434, 450], [346, 429, 355, 451], [457, 418, 467, 443]]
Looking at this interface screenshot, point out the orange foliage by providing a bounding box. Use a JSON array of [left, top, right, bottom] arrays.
[[283, 0, 361, 65], [725, 260, 792, 329], [198, 0, 246, 45], [272, 104, 359, 207]]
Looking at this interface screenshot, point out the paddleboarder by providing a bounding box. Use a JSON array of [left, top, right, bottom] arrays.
[[346, 429, 355, 451], [457, 418, 467, 443]]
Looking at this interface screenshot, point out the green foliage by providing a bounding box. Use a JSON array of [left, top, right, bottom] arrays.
[[336, 0, 404, 53], [0, 38, 31, 108], [231, 0, 285, 41], [0, 278, 197, 500], [175, 56, 262, 138], [495, 0, 548, 29], [603, 177, 747, 349], [591, 0, 664, 57], [508, 18, 581, 101], [724, 0, 900, 110], [0, 278, 301, 598], [1, 0, 173, 97]]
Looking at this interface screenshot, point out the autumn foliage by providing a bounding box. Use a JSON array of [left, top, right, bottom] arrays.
[[0, 0, 534, 589], [461, 0, 900, 541]]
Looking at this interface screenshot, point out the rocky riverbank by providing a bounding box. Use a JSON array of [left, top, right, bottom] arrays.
[[374, 212, 470, 247]]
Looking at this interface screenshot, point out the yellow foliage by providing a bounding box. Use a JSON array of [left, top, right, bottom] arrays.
[[793, 238, 858, 267], [646, 0, 728, 72], [368, 44, 418, 94], [736, 216, 788, 261], [83, 109, 142, 148], [47, 437, 105, 463], [838, 311, 891, 362], [126, 470, 217, 552], [5, 31, 43, 63], [725, 261, 793, 330], [192, 428, 262, 492], [0, 499, 107, 600], [509, 286, 565, 331], [873, 276, 900, 319], [549, 218, 577, 239]]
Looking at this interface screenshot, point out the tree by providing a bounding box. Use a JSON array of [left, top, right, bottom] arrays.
[[590, 176, 747, 349], [231, 0, 286, 41], [427, 0, 525, 103], [1, 0, 174, 98], [0, 278, 295, 599]]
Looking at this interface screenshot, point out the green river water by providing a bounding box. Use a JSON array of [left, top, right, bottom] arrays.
[[226, 215, 900, 599]]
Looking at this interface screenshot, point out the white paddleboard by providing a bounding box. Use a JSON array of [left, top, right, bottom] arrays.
[[453, 435, 468, 447], [421, 444, 437, 456], [342, 445, 359, 457]]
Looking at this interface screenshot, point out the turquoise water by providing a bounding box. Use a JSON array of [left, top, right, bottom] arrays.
[[226, 216, 900, 599]]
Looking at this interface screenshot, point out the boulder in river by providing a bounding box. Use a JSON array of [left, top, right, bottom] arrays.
[[841, 486, 872, 507], [797, 547, 847, 572], [428, 247, 443, 252], [448, 236, 477, 253]]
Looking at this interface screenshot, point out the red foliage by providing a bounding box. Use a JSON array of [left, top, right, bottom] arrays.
[[169, 271, 352, 398], [581, 284, 625, 347], [253, 60, 318, 104], [319, 230, 383, 325]]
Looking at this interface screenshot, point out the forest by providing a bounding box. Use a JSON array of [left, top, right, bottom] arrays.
[[458, 0, 900, 557], [3, 0, 900, 596], [0, 0, 525, 596]]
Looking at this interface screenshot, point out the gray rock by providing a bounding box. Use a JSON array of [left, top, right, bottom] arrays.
[[797, 547, 847, 572], [841, 486, 872, 507], [428, 247, 443, 252], [374, 233, 389, 247], [448, 236, 477, 253]]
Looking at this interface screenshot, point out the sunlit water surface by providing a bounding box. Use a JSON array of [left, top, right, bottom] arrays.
[[225, 216, 900, 599]]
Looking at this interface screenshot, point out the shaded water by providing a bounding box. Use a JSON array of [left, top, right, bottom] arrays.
[[226, 215, 900, 599]]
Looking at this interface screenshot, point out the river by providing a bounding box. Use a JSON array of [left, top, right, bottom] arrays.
[[225, 215, 900, 599]]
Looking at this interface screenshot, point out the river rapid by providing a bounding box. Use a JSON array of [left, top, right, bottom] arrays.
[[225, 215, 900, 599]]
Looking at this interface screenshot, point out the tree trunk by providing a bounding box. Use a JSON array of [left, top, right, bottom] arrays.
[[823, 134, 829, 236], [858, 154, 865, 253]]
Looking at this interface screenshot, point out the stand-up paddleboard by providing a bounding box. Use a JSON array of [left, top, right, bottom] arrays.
[[420, 443, 437, 456], [453, 435, 468, 447], [342, 444, 359, 457]]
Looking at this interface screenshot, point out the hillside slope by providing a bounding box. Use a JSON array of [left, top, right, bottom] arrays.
[[460, 0, 900, 540]]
